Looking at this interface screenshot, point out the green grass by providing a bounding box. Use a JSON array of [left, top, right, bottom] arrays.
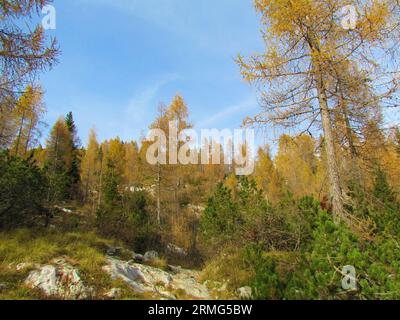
[[0, 228, 209, 300], [0, 228, 141, 300]]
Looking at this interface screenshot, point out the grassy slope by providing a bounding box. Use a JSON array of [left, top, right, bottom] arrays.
[[0, 229, 150, 300]]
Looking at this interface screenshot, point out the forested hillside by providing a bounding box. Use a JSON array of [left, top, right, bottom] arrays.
[[1, 0, 400, 300]]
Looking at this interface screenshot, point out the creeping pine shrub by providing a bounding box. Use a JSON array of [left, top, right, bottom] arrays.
[[249, 203, 400, 300], [200, 182, 241, 245], [202, 179, 400, 300], [96, 190, 160, 250], [200, 177, 290, 252], [370, 169, 400, 236]]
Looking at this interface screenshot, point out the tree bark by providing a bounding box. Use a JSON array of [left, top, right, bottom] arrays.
[[305, 29, 346, 223], [156, 163, 161, 226], [315, 68, 345, 223], [337, 79, 358, 160], [97, 152, 103, 210], [14, 109, 26, 157]]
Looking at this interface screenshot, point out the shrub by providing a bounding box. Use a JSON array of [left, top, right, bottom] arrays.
[[200, 177, 302, 254], [0, 152, 48, 229], [96, 190, 159, 249]]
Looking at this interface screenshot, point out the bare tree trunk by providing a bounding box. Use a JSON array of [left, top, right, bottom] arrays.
[[305, 30, 345, 223], [337, 79, 358, 160], [14, 110, 26, 157], [156, 163, 161, 226], [97, 154, 103, 210], [83, 165, 91, 204], [315, 69, 345, 223], [23, 119, 34, 157]]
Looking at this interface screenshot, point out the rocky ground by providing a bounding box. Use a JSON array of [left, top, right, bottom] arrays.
[[9, 247, 251, 300], [0, 228, 252, 300]]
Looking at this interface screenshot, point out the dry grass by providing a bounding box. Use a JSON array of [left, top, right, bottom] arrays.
[[0, 229, 140, 300]]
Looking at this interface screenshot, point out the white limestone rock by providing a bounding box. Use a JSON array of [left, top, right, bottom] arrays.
[[25, 258, 93, 300]]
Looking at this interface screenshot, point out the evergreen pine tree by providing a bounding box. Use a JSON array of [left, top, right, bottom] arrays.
[[65, 112, 81, 199]]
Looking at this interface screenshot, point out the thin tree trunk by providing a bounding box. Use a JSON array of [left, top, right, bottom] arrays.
[[156, 163, 161, 226], [84, 165, 91, 204], [305, 31, 346, 223], [14, 110, 26, 157], [315, 68, 345, 223], [97, 155, 103, 210], [337, 79, 357, 160], [23, 120, 34, 157]]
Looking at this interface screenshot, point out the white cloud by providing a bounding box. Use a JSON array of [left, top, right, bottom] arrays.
[[197, 95, 258, 128], [125, 73, 180, 116], [120, 73, 180, 139]]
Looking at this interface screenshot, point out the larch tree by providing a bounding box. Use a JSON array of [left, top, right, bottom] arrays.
[[80, 128, 100, 208], [12, 85, 46, 157], [237, 0, 399, 223], [98, 138, 126, 206], [1, 1, 59, 149], [253, 146, 284, 203], [105, 138, 126, 179], [145, 94, 193, 226], [124, 141, 140, 188], [275, 135, 320, 198], [0, 0, 60, 148], [45, 118, 73, 202], [0, 0, 59, 93], [0, 93, 16, 148]]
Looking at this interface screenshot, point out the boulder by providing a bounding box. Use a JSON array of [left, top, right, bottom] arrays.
[[25, 258, 93, 300], [103, 257, 210, 300], [103, 257, 171, 297], [132, 253, 144, 263], [143, 250, 159, 263], [237, 286, 252, 300]]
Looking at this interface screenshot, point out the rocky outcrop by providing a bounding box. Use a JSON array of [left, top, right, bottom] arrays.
[[18, 251, 243, 300], [103, 257, 210, 300], [170, 268, 210, 299], [25, 258, 93, 300]]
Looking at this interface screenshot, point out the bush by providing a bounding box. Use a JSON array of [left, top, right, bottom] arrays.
[[96, 190, 160, 249], [200, 177, 304, 254], [0, 152, 48, 229], [201, 188, 400, 300], [245, 207, 400, 300], [200, 183, 240, 245]]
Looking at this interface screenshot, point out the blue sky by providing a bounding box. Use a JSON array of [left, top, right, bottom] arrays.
[[39, 0, 266, 145]]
